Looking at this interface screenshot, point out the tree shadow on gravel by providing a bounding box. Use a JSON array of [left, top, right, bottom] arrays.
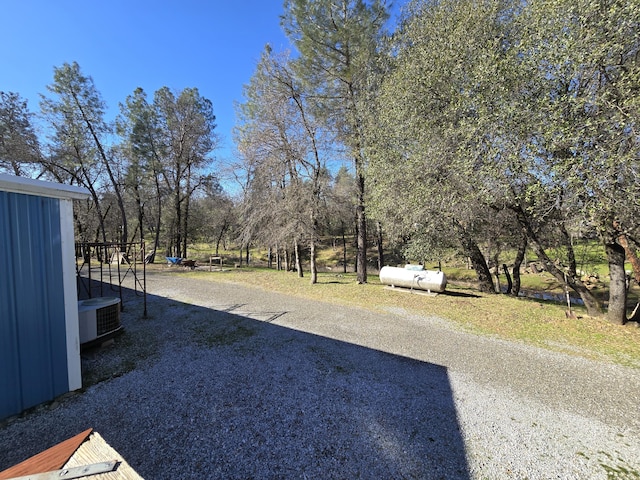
[[1, 283, 471, 480]]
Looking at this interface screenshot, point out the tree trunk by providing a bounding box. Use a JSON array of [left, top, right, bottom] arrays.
[[294, 238, 303, 278], [215, 223, 228, 256], [466, 239, 495, 293], [133, 186, 144, 245], [605, 241, 627, 325], [174, 188, 182, 258], [615, 222, 640, 284], [511, 235, 527, 296], [82, 178, 108, 246], [76, 94, 128, 246], [560, 224, 578, 277], [356, 169, 367, 283], [376, 221, 384, 271], [128, 188, 143, 259], [341, 220, 348, 274], [310, 239, 317, 284], [491, 251, 501, 293], [513, 205, 603, 316], [454, 220, 495, 293], [181, 198, 189, 258], [181, 166, 192, 259], [310, 216, 318, 284], [503, 264, 513, 295], [615, 225, 640, 323], [149, 174, 163, 263], [165, 221, 174, 257], [530, 234, 602, 315], [128, 223, 140, 246]]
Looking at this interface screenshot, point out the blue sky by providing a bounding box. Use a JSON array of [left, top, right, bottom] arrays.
[[1, 0, 292, 163]]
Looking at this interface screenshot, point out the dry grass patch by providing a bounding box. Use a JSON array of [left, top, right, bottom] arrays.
[[183, 267, 640, 368]]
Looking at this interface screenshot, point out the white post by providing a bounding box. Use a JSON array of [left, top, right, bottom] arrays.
[[60, 198, 82, 391]]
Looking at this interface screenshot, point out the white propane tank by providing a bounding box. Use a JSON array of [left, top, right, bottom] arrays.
[[379, 265, 447, 293]]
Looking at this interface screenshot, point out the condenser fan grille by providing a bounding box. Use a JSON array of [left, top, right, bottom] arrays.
[[96, 304, 120, 336]]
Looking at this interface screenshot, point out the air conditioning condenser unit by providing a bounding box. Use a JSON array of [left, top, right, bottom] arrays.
[[78, 297, 122, 345]]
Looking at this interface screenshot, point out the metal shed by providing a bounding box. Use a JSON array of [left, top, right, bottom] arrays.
[[0, 174, 89, 420]]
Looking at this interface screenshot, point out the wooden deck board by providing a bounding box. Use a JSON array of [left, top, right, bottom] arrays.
[[0, 428, 92, 479], [63, 431, 143, 480], [0, 429, 143, 480]]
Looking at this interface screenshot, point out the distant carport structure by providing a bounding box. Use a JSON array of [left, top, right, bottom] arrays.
[[0, 174, 89, 420]]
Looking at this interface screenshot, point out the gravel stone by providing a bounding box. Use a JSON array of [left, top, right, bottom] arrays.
[[1, 270, 639, 479]]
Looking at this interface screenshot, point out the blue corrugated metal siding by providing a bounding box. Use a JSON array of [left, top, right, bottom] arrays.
[[0, 191, 68, 419]]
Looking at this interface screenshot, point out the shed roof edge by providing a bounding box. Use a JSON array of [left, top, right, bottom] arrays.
[[0, 174, 90, 200]]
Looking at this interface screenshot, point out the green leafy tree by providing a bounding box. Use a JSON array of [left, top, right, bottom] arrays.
[[435, 0, 607, 314], [366, 0, 512, 293], [40, 62, 128, 245], [368, 0, 639, 317], [281, 0, 390, 283], [117, 87, 167, 261], [153, 87, 219, 258], [0, 92, 42, 176], [515, 0, 640, 322]]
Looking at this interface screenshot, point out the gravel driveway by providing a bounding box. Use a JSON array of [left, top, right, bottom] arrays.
[[1, 269, 639, 479]]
